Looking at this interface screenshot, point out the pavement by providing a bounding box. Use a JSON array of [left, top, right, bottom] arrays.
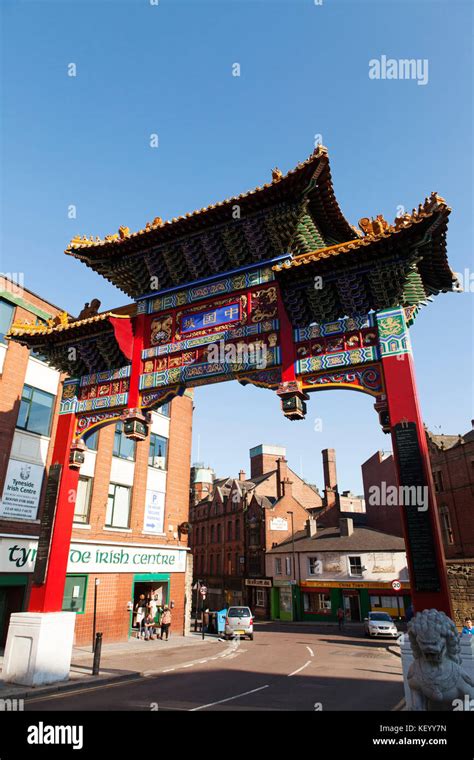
[[0, 631, 218, 701], [1, 622, 405, 711]]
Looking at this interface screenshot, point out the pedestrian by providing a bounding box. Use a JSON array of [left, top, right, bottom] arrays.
[[160, 605, 172, 640], [144, 612, 156, 640], [134, 594, 147, 639], [461, 617, 473, 635], [405, 604, 414, 623], [148, 594, 159, 619], [337, 607, 345, 631]]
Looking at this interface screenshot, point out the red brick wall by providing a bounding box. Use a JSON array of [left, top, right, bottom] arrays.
[[0, 286, 63, 537], [72, 571, 188, 645], [362, 451, 404, 536], [430, 438, 474, 559]]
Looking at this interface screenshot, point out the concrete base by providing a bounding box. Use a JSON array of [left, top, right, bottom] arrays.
[[2, 612, 76, 687], [400, 632, 474, 710]]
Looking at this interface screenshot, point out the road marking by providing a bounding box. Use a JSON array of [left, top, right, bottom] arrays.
[[190, 684, 269, 711], [26, 676, 144, 703], [306, 646, 314, 657], [288, 660, 311, 677]]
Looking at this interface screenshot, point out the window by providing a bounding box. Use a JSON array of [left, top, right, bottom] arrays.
[[249, 526, 259, 546], [210, 555, 214, 574], [249, 555, 261, 576], [275, 557, 282, 575], [17, 384, 55, 436], [156, 402, 170, 417], [227, 521, 232, 541], [62, 575, 88, 614], [433, 470, 444, 492], [440, 506, 454, 545], [285, 556, 292, 576], [106, 483, 131, 528], [74, 477, 92, 524], [235, 519, 240, 540], [303, 592, 331, 613], [308, 557, 321, 575], [148, 433, 168, 469], [349, 556, 363, 576], [210, 525, 215, 543], [216, 553, 221, 573], [227, 553, 232, 574], [0, 299, 14, 344], [235, 553, 240, 574], [113, 422, 136, 461], [84, 429, 99, 451], [216, 523, 221, 542], [201, 526, 206, 544], [256, 589, 266, 607]]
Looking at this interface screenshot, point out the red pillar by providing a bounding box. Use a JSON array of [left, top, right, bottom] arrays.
[[28, 411, 79, 612], [376, 308, 452, 616], [277, 284, 297, 383]]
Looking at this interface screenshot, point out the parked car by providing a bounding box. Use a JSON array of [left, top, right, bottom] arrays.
[[224, 606, 254, 640], [364, 612, 399, 638]]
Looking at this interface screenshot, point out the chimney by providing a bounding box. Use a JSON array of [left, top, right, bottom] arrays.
[[238, 469, 246, 482], [339, 517, 354, 536], [249, 444, 286, 478], [277, 456, 288, 498], [322, 448, 338, 508], [306, 518, 317, 537], [281, 477, 293, 497]]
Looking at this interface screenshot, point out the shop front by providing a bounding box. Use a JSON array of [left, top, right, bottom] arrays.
[[298, 580, 411, 623], [0, 534, 190, 645], [271, 579, 297, 621], [245, 578, 272, 619]]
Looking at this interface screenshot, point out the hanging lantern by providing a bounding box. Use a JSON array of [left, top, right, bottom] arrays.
[[122, 409, 149, 441], [374, 399, 391, 434], [69, 438, 87, 469], [276, 381, 309, 421]]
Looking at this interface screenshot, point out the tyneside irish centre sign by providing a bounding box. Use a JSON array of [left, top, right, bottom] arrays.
[[0, 538, 187, 574]]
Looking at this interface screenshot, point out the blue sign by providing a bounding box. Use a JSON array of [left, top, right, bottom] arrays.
[[181, 303, 241, 334]]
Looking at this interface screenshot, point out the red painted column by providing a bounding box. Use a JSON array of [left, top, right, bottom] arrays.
[[277, 284, 297, 383], [28, 411, 79, 612], [376, 308, 452, 616], [28, 312, 145, 613], [127, 311, 146, 408]]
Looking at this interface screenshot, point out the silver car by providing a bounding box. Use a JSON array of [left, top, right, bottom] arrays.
[[224, 606, 254, 640], [364, 611, 399, 638]]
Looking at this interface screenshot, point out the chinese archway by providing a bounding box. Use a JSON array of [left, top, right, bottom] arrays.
[[9, 145, 458, 616]]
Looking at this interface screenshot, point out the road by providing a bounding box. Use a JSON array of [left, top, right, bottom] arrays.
[[25, 623, 404, 711]]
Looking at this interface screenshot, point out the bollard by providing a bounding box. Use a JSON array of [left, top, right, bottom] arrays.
[[92, 632, 103, 676]]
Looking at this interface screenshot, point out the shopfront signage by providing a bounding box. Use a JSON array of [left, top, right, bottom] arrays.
[[302, 579, 410, 590], [0, 537, 187, 574], [0, 459, 45, 521], [244, 579, 272, 588]]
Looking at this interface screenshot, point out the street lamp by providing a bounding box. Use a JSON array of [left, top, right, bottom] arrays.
[[287, 511, 296, 620]]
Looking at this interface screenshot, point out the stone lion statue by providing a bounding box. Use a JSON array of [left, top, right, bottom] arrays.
[[407, 609, 474, 711]]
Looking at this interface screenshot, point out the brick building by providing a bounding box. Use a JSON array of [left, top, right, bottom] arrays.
[[189, 444, 364, 617], [0, 278, 194, 646], [361, 424, 474, 626]]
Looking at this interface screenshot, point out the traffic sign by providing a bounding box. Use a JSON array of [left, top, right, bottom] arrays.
[[392, 580, 402, 591]]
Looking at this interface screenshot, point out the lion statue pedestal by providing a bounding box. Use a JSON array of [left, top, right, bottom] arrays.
[[400, 609, 474, 711]]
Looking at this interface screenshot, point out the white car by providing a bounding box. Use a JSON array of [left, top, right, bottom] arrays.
[[224, 606, 254, 640], [364, 612, 399, 638]]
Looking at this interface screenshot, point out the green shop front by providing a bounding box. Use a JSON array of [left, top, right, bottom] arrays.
[[298, 581, 411, 622], [271, 579, 299, 621]]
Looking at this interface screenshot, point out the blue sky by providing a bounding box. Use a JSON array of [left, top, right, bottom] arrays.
[[1, 0, 472, 493]]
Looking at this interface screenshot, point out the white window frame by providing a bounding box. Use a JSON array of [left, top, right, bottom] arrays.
[[308, 556, 321, 576], [348, 555, 363, 577], [275, 557, 282, 575], [285, 556, 291, 576]]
